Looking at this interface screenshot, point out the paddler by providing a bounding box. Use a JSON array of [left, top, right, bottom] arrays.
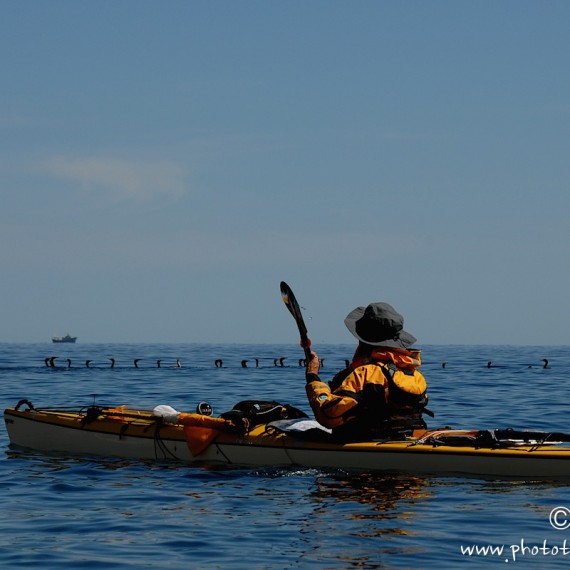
[[305, 301, 431, 442]]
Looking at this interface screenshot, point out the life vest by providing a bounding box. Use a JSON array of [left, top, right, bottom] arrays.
[[381, 363, 429, 414], [329, 347, 432, 433]]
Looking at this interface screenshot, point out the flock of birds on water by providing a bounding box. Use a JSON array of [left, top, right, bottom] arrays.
[[444, 359, 550, 369], [43, 356, 314, 369], [41, 356, 552, 370]]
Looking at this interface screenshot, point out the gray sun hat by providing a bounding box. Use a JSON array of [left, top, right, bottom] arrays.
[[344, 302, 417, 349]]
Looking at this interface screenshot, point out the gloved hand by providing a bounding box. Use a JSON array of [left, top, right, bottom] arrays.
[[305, 350, 320, 382], [307, 351, 320, 374]]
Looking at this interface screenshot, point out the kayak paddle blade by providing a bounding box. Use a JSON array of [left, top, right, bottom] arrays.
[[280, 281, 312, 359]]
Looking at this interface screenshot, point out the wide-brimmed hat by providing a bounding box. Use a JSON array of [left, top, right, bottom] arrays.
[[344, 302, 417, 349]]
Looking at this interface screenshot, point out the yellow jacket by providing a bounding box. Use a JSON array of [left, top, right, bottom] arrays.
[[306, 348, 428, 431]]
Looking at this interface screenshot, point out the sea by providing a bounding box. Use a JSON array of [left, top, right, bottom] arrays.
[[2, 342, 570, 569]]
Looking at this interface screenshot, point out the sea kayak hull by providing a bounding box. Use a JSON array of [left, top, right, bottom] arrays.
[[5, 406, 570, 478]]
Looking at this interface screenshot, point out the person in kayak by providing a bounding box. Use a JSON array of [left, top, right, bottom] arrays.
[[305, 301, 431, 442]]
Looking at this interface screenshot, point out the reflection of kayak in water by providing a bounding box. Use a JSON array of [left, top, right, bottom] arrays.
[[5, 399, 570, 479]]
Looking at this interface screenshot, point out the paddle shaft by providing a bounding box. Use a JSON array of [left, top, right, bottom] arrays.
[[280, 281, 313, 363]]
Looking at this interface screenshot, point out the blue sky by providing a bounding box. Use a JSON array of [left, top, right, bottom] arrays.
[[1, 1, 569, 345]]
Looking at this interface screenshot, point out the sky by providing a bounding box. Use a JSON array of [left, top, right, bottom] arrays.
[[1, 1, 569, 346]]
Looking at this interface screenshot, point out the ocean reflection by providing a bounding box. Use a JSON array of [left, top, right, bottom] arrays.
[[312, 472, 432, 518]]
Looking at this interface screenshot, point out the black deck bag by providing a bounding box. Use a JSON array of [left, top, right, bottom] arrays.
[[221, 400, 307, 433]]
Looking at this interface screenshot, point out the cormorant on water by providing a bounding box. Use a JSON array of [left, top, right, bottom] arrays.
[[134, 359, 140, 368], [109, 358, 115, 368], [214, 359, 223, 368], [487, 361, 508, 369], [241, 360, 248, 368], [543, 359, 550, 369], [85, 360, 92, 368]]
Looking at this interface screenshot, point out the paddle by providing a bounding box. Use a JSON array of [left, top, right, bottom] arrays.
[[280, 281, 313, 364]]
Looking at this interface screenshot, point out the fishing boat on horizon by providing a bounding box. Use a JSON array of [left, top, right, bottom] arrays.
[[51, 334, 77, 344]]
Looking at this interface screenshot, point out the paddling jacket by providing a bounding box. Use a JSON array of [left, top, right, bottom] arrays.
[[305, 348, 430, 441]]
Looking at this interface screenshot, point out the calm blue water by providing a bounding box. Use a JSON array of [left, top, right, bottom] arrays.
[[2, 343, 570, 568]]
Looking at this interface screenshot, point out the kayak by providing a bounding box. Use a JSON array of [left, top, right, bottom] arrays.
[[5, 399, 570, 479]]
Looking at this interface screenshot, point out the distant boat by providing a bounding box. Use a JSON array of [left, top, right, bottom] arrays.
[[52, 334, 77, 344]]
